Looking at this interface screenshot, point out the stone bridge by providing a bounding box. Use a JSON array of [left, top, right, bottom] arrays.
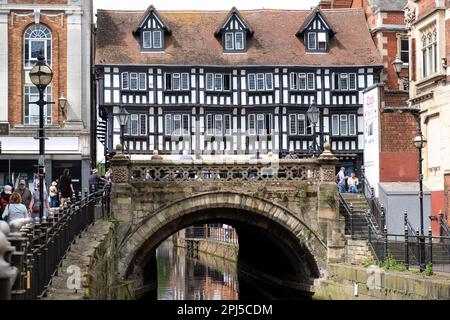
[[109, 144, 346, 298]]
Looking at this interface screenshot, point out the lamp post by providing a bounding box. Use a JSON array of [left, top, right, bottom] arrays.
[[393, 56, 427, 272], [413, 131, 427, 272], [392, 56, 409, 91], [29, 55, 53, 220], [117, 106, 130, 149], [307, 101, 321, 157]]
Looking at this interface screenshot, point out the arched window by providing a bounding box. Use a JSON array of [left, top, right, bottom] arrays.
[[24, 24, 52, 67]]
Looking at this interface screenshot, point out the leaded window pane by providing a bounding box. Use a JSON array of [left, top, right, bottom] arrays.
[[290, 73, 298, 90], [130, 73, 138, 90], [173, 73, 180, 90], [298, 114, 306, 135], [248, 114, 256, 135], [265, 73, 273, 90], [139, 73, 147, 90], [307, 73, 315, 90], [331, 115, 339, 136], [206, 73, 213, 90], [256, 73, 265, 90], [308, 32, 317, 50], [181, 73, 189, 90], [215, 74, 222, 91], [225, 33, 234, 50], [340, 115, 348, 136], [248, 74, 256, 91], [152, 31, 162, 49], [165, 114, 172, 135], [299, 74, 306, 90], [289, 114, 297, 135], [143, 31, 152, 48], [235, 32, 244, 50]]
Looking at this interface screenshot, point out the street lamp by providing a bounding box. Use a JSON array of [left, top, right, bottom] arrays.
[[413, 130, 427, 272], [29, 55, 53, 220], [307, 101, 321, 157], [392, 56, 409, 90], [117, 106, 130, 148]]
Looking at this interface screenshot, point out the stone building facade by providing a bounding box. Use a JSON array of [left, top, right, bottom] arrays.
[[405, 0, 450, 231], [0, 0, 93, 192]]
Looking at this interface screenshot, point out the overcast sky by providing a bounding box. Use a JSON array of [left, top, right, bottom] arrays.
[[93, 0, 320, 12]]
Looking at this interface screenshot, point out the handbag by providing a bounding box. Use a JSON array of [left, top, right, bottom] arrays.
[[32, 204, 40, 213]]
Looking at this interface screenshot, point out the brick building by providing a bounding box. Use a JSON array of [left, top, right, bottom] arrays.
[[0, 0, 94, 192], [405, 0, 450, 232]]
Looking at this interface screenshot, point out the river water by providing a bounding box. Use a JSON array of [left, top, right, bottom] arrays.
[[157, 240, 239, 300]]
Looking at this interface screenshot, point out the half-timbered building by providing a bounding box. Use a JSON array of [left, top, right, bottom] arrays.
[[95, 5, 382, 171]]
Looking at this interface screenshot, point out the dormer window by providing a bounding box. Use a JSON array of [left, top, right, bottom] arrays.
[[143, 30, 162, 49], [296, 7, 335, 53], [133, 5, 171, 52], [215, 7, 254, 53]]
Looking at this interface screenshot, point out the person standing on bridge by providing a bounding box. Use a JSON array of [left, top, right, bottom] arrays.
[[180, 150, 193, 161], [284, 148, 298, 159], [151, 149, 163, 160]]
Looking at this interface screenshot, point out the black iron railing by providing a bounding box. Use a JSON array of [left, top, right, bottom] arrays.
[[360, 169, 383, 231], [185, 225, 239, 244], [339, 193, 354, 237], [2, 189, 106, 300]]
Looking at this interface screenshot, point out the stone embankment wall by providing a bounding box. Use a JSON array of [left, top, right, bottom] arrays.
[[183, 238, 239, 262], [315, 263, 450, 300], [44, 220, 134, 300]]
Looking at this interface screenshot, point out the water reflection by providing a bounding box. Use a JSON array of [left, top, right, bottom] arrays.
[[157, 240, 239, 300]]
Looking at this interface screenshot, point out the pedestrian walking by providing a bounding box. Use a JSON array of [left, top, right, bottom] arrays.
[[0, 185, 12, 219], [88, 169, 107, 193], [49, 181, 59, 208], [2, 192, 29, 223], [17, 180, 32, 212], [29, 183, 50, 220], [58, 169, 75, 207]]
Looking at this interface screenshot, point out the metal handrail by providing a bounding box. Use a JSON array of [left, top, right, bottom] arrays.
[[3, 189, 106, 300], [338, 193, 354, 237], [360, 170, 382, 230]]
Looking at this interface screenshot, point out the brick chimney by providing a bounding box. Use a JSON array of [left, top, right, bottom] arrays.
[[331, 0, 353, 8], [319, 0, 332, 9]]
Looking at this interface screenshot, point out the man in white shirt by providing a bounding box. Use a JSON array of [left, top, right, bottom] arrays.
[[336, 167, 347, 193]]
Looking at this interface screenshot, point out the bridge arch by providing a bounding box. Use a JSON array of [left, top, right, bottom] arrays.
[[117, 191, 328, 290]]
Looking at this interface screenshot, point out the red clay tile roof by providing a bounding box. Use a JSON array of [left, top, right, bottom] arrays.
[[95, 8, 382, 67]]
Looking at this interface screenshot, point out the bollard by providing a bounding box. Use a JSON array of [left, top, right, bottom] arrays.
[[380, 203, 385, 231], [428, 226, 433, 265], [416, 228, 420, 268], [404, 225, 409, 270], [349, 203, 354, 237], [383, 225, 388, 262]]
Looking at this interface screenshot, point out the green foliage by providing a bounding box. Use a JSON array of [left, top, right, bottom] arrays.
[[424, 262, 434, 276], [277, 191, 289, 202], [361, 256, 376, 268], [325, 190, 336, 208], [296, 182, 308, 200], [379, 252, 406, 271]]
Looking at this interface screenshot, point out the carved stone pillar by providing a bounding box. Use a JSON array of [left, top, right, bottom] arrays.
[[110, 144, 130, 184]]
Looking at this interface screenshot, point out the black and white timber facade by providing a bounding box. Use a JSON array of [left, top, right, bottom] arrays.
[[95, 6, 383, 170]]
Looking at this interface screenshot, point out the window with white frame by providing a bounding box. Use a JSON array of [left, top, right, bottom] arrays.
[[223, 31, 245, 51], [307, 32, 317, 50], [165, 73, 190, 91], [206, 113, 232, 135], [421, 30, 437, 78], [121, 72, 147, 91], [24, 24, 52, 68], [248, 73, 274, 91], [24, 85, 52, 125], [142, 30, 163, 50], [400, 37, 409, 64], [290, 73, 315, 91], [318, 32, 327, 50], [127, 114, 147, 136], [225, 32, 234, 50], [206, 73, 231, 91], [289, 114, 311, 135], [248, 114, 272, 135], [333, 73, 357, 91], [164, 113, 190, 135], [331, 114, 356, 136]]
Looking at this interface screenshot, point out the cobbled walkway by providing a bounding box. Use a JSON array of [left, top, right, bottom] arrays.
[[42, 220, 113, 300]]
